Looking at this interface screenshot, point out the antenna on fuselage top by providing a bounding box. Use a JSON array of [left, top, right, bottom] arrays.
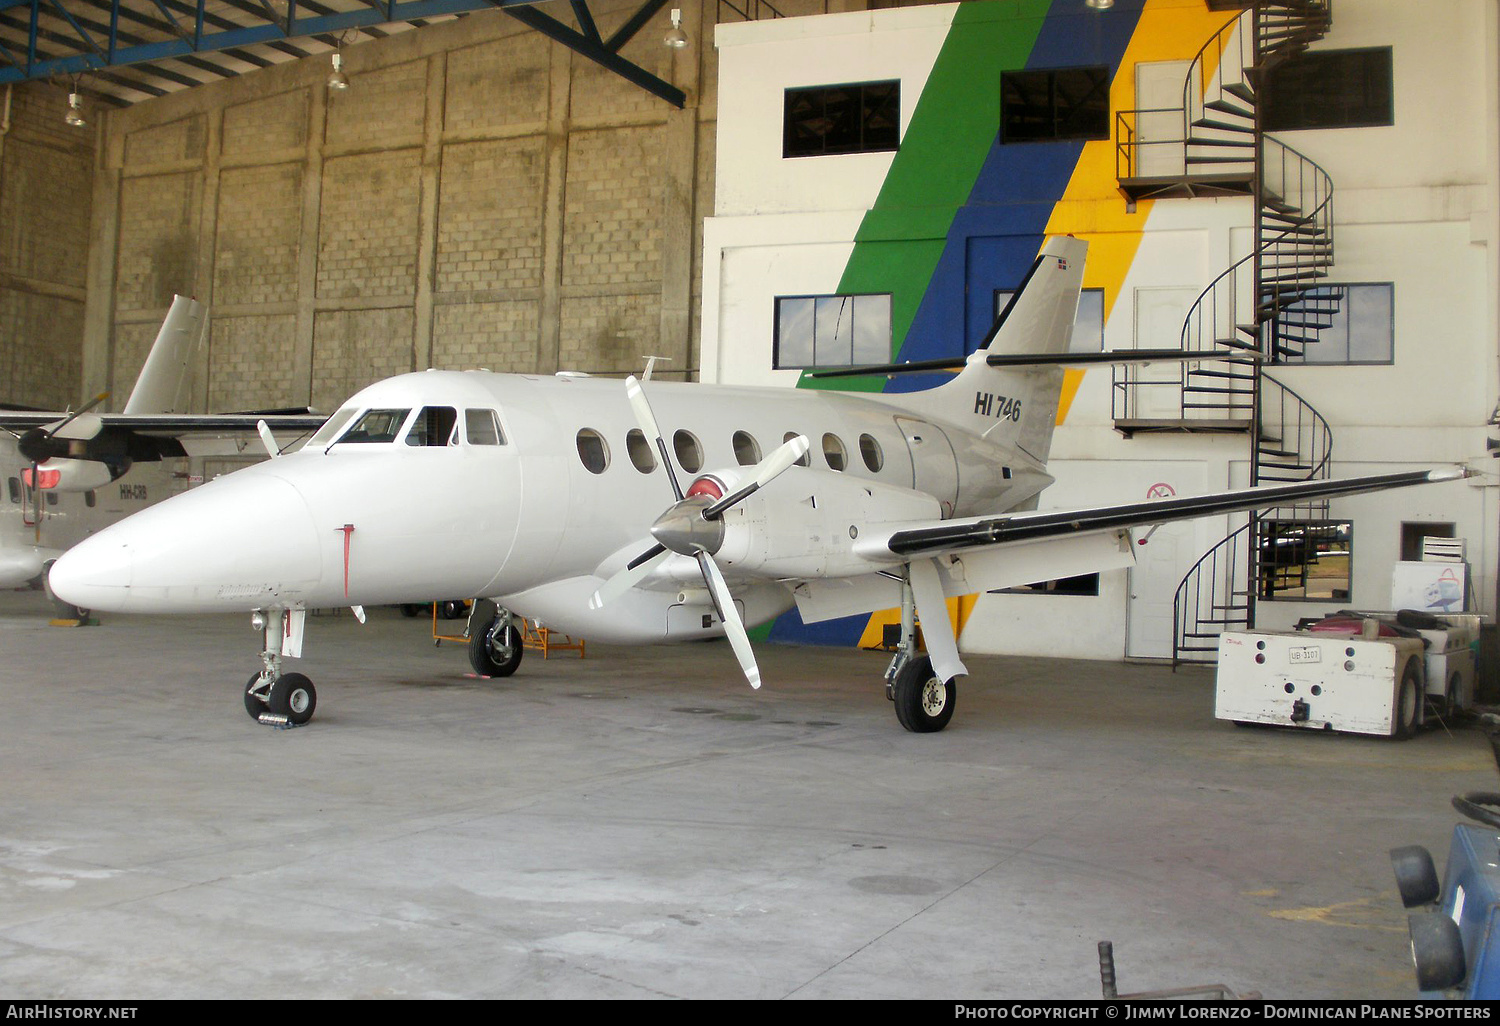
[[640, 355, 673, 382]]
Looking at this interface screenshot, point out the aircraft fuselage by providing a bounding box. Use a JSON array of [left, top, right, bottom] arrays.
[[50, 369, 1047, 641]]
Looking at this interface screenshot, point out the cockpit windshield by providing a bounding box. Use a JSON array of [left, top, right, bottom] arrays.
[[337, 408, 411, 444], [309, 407, 358, 447]]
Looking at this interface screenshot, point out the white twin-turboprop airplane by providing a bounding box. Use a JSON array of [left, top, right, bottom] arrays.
[[49, 238, 1464, 731], [0, 296, 324, 596]]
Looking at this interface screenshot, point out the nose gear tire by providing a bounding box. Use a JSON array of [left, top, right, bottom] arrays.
[[268, 672, 317, 725]]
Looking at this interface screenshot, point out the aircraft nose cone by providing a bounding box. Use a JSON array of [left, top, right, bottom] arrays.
[[50, 470, 323, 614], [48, 534, 135, 608]]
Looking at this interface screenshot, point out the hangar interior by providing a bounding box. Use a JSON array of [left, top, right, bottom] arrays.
[[2, 0, 1500, 1000]]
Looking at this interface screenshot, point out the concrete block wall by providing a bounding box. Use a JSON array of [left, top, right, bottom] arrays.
[[0, 84, 95, 410], [76, 0, 777, 416]]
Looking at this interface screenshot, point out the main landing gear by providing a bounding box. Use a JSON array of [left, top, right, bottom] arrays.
[[467, 600, 524, 678], [243, 607, 318, 727], [884, 569, 958, 733]]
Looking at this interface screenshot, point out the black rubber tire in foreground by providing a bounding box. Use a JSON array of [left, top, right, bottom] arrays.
[[1390, 844, 1440, 908], [1408, 911, 1466, 991]]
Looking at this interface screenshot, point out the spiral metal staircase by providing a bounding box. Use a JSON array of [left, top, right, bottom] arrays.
[[1111, 1, 1339, 665]]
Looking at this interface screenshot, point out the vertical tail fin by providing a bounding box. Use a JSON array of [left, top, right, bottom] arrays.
[[890, 236, 1085, 466], [121, 295, 208, 415]]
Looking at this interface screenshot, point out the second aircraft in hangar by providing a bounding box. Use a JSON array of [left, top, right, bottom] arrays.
[[48, 238, 1466, 731]]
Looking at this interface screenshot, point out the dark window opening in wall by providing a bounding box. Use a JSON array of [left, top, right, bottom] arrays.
[[1001, 66, 1111, 143], [1401, 522, 1456, 562], [784, 81, 900, 158], [775, 294, 892, 368], [1276, 284, 1393, 365], [1261, 47, 1393, 131], [996, 574, 1100, 596], [996, 286, 1105, 352], [1259, 520, 1352, 601]]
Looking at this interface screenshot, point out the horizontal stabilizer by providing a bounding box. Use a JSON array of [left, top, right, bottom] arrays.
[[809, 349, 1251, 379]]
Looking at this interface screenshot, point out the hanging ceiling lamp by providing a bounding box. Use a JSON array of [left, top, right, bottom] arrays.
[[327, 51, 350, 92], [663, 8, 689, 49], [64, 89, 85, 128]]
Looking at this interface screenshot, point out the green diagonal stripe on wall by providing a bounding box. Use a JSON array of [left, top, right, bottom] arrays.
[[801, 0, 1052, 392]]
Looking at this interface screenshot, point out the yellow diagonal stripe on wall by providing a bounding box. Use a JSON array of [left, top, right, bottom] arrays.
[[1047, 0, 1233, 427]]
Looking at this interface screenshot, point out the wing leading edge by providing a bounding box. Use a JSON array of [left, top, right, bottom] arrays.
[[856, 468, 1468, 561]]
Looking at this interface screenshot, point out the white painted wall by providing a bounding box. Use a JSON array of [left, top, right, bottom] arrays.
[[713, 5, 955, 218], [706, 0, 1500, 658]]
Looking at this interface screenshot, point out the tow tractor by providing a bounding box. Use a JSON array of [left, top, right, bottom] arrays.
[[1214, 610, 1480, 739]]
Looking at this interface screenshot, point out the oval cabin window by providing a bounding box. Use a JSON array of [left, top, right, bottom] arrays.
[[823, 433, 847, 472], [785, 432, 811, 467], [627, 429, 656, 473], [732, 430, 761, 466], [673, 430, 703, 474], [576, 429, 610, 474]]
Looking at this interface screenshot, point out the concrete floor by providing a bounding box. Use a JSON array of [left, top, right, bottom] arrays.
[[0, 591, 1492, 1000]]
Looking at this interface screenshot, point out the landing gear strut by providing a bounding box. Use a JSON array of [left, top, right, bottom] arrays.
[[243, 607, 318, 726], [884, 568, 957, 733]]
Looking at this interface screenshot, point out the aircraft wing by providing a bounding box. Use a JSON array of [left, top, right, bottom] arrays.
[[858, 468, 1467, 560], [0, 411, 328, 462], [0, 412, 326, 433]]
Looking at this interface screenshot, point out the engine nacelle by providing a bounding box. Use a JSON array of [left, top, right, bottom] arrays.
[[23, 457, 121, 493], [710, 467, 939, 578]]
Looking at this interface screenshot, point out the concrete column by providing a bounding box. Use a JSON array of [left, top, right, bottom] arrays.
[[536, 43, 573, 375], [413, 54, 447, 370], [80, 116, 123, 408], [658, 106, 698, 378], [191, 108, 222, 413], [293, 87, 327, 408]]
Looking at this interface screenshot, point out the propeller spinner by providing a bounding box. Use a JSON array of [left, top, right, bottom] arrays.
[[590, 375, 810, 690]]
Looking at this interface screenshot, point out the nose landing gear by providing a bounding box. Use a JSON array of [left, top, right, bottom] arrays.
[[243, 607, 318, 727]]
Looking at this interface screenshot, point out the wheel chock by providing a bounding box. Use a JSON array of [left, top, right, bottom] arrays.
[[256, 712, 303, 729]]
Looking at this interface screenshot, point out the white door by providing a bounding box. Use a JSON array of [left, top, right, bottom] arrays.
[[1131, 287, 1197, 420], [1134, 60, 1193, 180], [1127, 465, 1208, 660]]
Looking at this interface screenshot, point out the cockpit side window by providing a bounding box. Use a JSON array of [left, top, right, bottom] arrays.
[[405, 406, 459, 447], [310, 407, 359, 447], [465, 409, 505, 446], [6, 477, 19, 504], [338, 408, 411, 444]]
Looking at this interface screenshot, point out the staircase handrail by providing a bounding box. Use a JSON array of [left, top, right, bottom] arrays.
[[1173, 520, 1250, 668], [1181, 10, 1252, 142], [1178, 136, 1334, 359], [1260, 369, 1333, 482]]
